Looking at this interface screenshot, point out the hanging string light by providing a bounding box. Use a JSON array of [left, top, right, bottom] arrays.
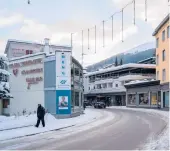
[[145, 0, 147, 22], [82, 30, 84, 66], [95, 25, 97, 53], [88, 28, 90, 50], [103, 20, 105, 47], [134, 0, 136, 25], [122, 9, 124, 42], [111, 15, 113, 41], [71, 33, 73, 54]]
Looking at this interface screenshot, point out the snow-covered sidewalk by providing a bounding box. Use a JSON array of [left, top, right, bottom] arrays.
[[0, 109, 105, 141], [108, 106, 169, 150]]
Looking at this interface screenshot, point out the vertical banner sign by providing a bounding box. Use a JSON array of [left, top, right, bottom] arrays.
[[56, 50, 71, 115]]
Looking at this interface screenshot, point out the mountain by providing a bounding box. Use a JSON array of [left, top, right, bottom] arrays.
[[86, 42, 156, 72]]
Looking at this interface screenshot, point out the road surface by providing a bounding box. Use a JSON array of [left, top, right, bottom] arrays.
[[0, 108, 167, 150]]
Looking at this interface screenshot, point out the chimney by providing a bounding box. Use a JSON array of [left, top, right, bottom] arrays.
[[44, 38, 50, 55]]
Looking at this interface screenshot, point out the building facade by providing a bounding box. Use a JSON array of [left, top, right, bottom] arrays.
[[153, 14, 169, 108], [4, 39, 83, 117], [84, 63, 156, 106], [125, 80, 161, 108]]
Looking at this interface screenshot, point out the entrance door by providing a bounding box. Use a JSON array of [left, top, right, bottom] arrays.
[[164, 91, 169, 108], [2, 99, 10, 115]]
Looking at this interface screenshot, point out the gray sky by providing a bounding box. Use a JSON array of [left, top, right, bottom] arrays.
[[0, 0, 169, 66]]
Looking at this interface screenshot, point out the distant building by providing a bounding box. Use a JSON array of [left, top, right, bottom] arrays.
[[153, 14, 169, 108], [84, 63, 156, 106]]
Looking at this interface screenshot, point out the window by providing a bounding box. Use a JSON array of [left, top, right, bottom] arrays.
[[139, 93, 149, 105], [128, 94, 136, 105], [157, 71, 159, 80], [167, 26, 170, 38], [115, 84, 118, 87], [151, 92, 158, 106], [75, 92, 79, 106], [156, 55, 159, 65], [162, 50, 165, 61], [162, 30, 165, 41], [162, 69, 166, 81], [89, 87, 90, 90], [156, 38, 159, 48]]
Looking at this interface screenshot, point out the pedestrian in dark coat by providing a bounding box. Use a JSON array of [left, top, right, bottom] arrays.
[[35, 104, 45, 127]]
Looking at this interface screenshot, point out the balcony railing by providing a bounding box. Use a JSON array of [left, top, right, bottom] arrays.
[[89, 73, 155, 83]]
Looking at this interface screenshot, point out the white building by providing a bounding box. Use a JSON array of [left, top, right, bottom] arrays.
[[84, 63, 156, 106], [4, 39, 83, 117]]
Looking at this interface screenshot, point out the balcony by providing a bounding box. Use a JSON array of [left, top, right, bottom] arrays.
[[89, 73, 155, 83], [84, 87, 126, 94]]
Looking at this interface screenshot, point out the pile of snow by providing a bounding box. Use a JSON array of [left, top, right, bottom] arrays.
[[0, 109, 103, 141], [109, 106, 169, 150]]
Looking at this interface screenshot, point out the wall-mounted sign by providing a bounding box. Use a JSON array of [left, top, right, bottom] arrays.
[[22, 68, 43, 75], [12, 48, 34, 57], [56, 51, 71, 115], [9, 58, 43, 69]]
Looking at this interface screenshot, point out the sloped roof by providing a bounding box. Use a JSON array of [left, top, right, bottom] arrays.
[[152, 14, 169, 36]]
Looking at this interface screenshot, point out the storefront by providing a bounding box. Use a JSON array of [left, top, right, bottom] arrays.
[[125, 80, 161, 108]]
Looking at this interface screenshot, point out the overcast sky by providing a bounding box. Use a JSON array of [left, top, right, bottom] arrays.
[[0, 0, 169, 66]]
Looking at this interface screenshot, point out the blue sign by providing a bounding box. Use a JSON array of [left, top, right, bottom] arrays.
[[56, 90, 71, 114]]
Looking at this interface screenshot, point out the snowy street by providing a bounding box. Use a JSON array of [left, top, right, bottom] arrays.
[[0, 107, 169, 150]]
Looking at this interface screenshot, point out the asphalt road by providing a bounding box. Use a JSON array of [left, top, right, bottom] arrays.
[[0, 108, 167, 150]]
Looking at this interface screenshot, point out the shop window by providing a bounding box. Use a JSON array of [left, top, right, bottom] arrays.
[[128, 94, 136, 105], [139, 93, 149, 105], [151, 92, 158, 106]]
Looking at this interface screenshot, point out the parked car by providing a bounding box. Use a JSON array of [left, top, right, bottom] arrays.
[[94, 101, 106, 109], [84, 100, 92, 106]]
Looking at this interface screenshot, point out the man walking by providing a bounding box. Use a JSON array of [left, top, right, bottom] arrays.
[[35, 104, 45, 127]]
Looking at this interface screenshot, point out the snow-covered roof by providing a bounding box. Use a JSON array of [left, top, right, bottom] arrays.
[[124, 79, 157, 85], [153, 14, 169, 36], [85, 63, 156, 76]]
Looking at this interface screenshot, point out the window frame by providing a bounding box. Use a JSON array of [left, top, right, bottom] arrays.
[[167, 26, 170, 38], [162, 69, 166, 81], [162, 30, 165, 41], [156, 54, 159, 65], [162, 50, 166, 61], [156, 38, 159, 48], [157, 71, 159, 80]]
